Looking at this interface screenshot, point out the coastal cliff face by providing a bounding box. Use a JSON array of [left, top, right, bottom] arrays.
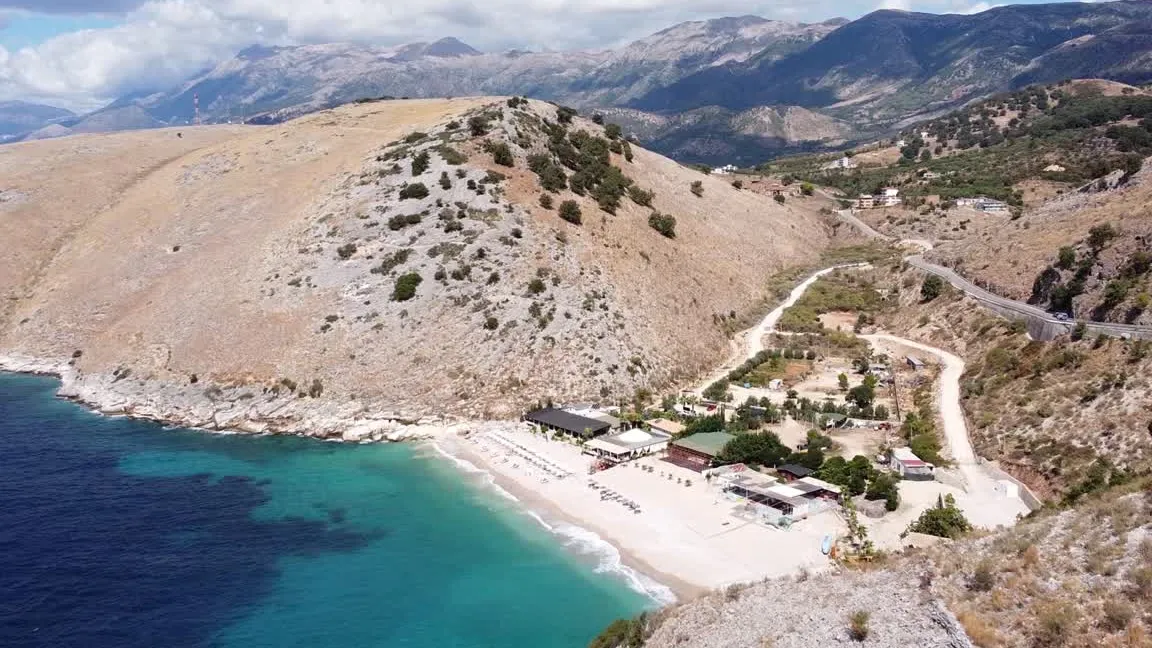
[[0, 98, 829, 436]]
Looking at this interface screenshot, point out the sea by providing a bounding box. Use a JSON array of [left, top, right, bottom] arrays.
[[0, 372, 658, 648]]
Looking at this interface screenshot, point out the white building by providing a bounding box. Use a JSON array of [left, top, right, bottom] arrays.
[[711, 164, 738, 175], [891, 447, 935, 481], [584, 428, 671, 463], [878, 187, 902, 207], [822, 157, 858, 171]]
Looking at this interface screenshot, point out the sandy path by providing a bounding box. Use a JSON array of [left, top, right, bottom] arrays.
[[862, 334, 1030, 528], [691, 263, 869, 395]]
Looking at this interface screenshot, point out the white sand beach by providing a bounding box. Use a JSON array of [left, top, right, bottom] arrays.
[[437, 424, 842, 599]]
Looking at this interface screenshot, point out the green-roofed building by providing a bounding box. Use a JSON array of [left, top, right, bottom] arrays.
[[667, 432, 735, 471]]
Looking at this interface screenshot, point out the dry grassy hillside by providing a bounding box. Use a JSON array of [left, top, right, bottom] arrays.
[[0, 98, 831, 433], [927, 162, 1152, 325]]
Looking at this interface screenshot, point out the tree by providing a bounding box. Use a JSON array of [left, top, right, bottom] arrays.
[[648, 213, 676, 239], [908, 493, 972, 539], [788, 447, 825, 471], [838, 373, 849, 391], [690, 180, 704, 197], [483, 317, 499, 330], [865, 472, 900, 511], [920, 274, 944, 302], [801, 182, 815, 196], [731, 179, 743, 190], [604, 123, 622, 140], [717, 432, 790, 468], [558, 200, 582, 225], [591, 113, 605, 125], [846, 380, 876, 408], [439, 171, 452, 190], [774, 194, 786, 204], [702, 379, 730, 402]]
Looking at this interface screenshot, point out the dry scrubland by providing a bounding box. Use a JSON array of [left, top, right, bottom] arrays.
[[929, 161, 1152, 326], [0, 98, 832, 427]]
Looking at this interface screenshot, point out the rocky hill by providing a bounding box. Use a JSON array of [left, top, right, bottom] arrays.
[[0, 98, 832, 436]]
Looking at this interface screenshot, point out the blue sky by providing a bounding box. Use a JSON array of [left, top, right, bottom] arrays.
[[0, 0, 1100, 110], [0, 14, 117, 50]]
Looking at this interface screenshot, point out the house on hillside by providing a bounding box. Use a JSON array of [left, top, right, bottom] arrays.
[[823, 157, 858, 171], [956, 196, 1009, 213], [878, 187, 902, 207], [856, 194, 876, 209], [890, 447, 935, 480], [906, 356, 925, 370], [1044, 164, 1066, 173]]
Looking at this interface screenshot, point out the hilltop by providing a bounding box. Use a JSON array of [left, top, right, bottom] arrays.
[[0, 98, 833, 436]]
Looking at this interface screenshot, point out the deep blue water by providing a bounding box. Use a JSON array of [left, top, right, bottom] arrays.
[[0, 373, 648, 647]]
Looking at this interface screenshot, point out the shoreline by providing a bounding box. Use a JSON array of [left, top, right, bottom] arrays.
[[428, 437, 699, 604]]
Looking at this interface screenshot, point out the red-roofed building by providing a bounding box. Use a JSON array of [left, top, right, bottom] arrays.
[[890, 447, 935, 481]]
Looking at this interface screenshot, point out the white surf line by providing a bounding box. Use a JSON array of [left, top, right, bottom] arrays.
[[692, 263, 871, 395]]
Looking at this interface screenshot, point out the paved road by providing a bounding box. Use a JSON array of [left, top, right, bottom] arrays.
[[907, 255, 1152, 340]]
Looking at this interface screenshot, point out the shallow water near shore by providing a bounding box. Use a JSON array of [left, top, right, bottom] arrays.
[[0, 372, 648, 647]]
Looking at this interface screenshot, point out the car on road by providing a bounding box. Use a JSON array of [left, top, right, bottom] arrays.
[[1053, 312, 1070, 321]]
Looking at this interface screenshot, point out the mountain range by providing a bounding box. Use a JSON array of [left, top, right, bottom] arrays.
[[7, 1, 1152, 163]]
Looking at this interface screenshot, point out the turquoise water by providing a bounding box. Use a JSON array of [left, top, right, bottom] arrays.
[[0, 373, 650, 647]]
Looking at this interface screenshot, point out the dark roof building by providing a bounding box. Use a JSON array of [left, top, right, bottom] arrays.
[[776, 464, 814, 481], [524, 408, 611, 438]]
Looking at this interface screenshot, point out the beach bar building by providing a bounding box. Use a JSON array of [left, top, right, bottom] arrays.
[[666, 432, 734, 471], [524, 408, 611, 439], [584, 428, 672, 463]]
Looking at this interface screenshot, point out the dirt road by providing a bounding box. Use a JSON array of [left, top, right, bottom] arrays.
[[690, 264, 869, 395]]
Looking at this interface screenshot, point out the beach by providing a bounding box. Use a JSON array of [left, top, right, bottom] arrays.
[[434, 424, 842, 600]]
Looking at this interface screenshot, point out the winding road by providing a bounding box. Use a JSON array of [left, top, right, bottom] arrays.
[[693, 263, 1032, 527]]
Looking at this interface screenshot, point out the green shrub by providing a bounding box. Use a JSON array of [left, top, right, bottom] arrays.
[[404, 131, 427, 143], [558, 200, 581, 225], [732, 179, 743, 189], [388, 213, 422, 230], [411, 151, 430, 175], [468, 115, 489, 136], [774, 194, 786, 204], [969, 560, 995, 591], [527, 154, 567, 192], [539, 193, 554, 210], [527, 278, 546, 295], [690, 180, 703, 197], [908, 494, 972, 539], [372, 248, 411, 272], [491, 142, 514, 167], [921, 275, 945, 302], [336, 243, 357, 260], [556, 106, 577, 124], [648, 212, 676, 239], [439, 172, 451, 190], [628, 186, 654, 207], [483, 317, 499, 330], [399, 183, 429, 200], [604, 123, 622, 140], [848, 611, 869, 642], [392, 272, 423, 301], [438, 145, 467, 165]]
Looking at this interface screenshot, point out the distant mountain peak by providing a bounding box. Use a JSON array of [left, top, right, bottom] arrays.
[[426, 37, 480, 57]]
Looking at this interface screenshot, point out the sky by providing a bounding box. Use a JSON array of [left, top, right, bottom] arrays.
[[0, 0, 1077, 111]]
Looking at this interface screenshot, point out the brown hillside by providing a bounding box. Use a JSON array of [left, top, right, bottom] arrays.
[[0, 98, 831, 431], [931, 161, 1152, 325]]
